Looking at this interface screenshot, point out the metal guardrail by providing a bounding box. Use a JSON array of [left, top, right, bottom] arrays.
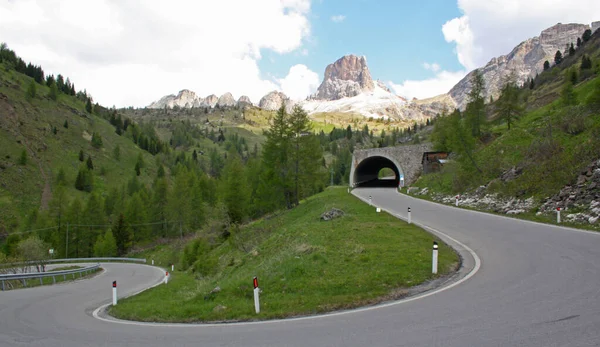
[[2, 257, 147, 268], [45, 257, 147, 264], [0, 263, 100, 291], [0, 257, 146, 291]]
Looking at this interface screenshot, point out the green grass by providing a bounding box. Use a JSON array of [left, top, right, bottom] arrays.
[[110, 187, 459, 322]]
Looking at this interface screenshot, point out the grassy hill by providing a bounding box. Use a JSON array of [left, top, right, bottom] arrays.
[[111, 187, 459, 322], [0, 64, 161, 233]]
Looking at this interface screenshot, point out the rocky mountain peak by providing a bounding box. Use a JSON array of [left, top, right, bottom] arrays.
[[148, 89, 200, 109], [202, 94, 219, 108], [259, 91, 294, 112], [449, 22, 590, 109], [313, 54, 375, 101], [237, 95, 253, 108], [217, 92, 236, 107]]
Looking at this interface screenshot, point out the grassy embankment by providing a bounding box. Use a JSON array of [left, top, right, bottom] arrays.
[[111, 187, 459, 322]]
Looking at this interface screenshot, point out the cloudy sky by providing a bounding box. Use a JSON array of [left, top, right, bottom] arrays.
[[1, 0, 599, 107]]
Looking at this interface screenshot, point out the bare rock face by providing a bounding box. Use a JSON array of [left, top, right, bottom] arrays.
[[259, 91, 294, 112], [237, 95, 253, 108], [216, 92, 236, 108], [148, 89, 200, 109], [449, 23, 589, 109], [313, 55, 375, 100], [202, 94, 219, 108]]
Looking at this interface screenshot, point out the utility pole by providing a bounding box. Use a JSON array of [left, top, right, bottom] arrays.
[[330, 167, 334, 186], [65, 223, 69, 258]]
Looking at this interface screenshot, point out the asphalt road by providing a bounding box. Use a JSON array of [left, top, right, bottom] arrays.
[[1, 188, 600, 347]]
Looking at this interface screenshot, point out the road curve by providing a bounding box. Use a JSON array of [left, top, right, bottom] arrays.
[[1, 188, 600, 346]]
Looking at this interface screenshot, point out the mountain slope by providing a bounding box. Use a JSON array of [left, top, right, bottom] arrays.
[[449, 22, 593, 109], [0, 62, 159, 233]]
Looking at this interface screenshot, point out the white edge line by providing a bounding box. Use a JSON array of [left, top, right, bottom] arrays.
[[91, 193, 482, 328]]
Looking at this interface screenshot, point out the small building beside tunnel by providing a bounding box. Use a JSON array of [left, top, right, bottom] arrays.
[[421, 151, 449, 174]]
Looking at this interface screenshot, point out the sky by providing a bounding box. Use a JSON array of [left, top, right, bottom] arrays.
[[1, 0, 599, 107]]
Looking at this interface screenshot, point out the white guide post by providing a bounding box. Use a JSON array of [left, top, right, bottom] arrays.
[[253, 277, 260, 314], [557, 207, 561, 223], [165, 271, 169, 284], [369, 196, 372, 206], [408, 207, 412, 224], [112, 281, 118, 306], [432, 242, 439, 274], [151, 259, 154, 265], [171, 264, 174, 272], [455, 195, 459, 207]]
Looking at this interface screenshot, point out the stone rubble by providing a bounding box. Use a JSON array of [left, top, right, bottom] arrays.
[[415, 159, 600, 226], [320, 208, 345, 221]]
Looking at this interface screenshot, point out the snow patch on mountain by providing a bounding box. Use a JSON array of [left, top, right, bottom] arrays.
[[301, 83, 407, 119]]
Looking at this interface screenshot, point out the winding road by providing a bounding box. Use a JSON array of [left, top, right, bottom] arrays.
[[1, 188, 600, 346]]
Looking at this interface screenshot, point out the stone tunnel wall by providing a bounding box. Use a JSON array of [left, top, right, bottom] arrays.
[[351, 143, 433, 186]]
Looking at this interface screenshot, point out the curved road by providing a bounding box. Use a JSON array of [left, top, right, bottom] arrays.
[[2, 188, 600, 346]]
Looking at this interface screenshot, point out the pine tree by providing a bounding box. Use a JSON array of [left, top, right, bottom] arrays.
[[63, 120, 68, 128], [85, 98, 93, 113], [18, 149, 27, 165], [91, 132, 103, 149], [543, 60, 550, 70], [112, 214, 131, 256], [465, 69, 486, 138], [260, 104, 292, 209], [577, 37, 582, 48], [86, 156, 94, 170], [93, 231, 117, 257], [78, 149, 84, 162], [49, 82, 58, 101], [554, 50, 563, 65], [581, 55, 593, 70], [569, 43, 575, 56], [582, 29, 592, 43], [497, 78, 522, 130], [134, 162, 141, 176]]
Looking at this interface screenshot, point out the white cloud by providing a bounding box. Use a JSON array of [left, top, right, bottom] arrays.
[[422, 62, 441, 72], [278, 64, 320, 101], [331, 15, 346, 23], [389, 69, 466, 100], [446, 0, 600, 69], [393, 0, 600, 100], [0, 0, 313, 107]]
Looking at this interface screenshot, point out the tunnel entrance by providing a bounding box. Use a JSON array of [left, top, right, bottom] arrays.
[[352, 156, 404, 188]]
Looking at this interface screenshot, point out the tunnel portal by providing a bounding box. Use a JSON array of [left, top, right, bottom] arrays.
[[351, 156, 403, 188]]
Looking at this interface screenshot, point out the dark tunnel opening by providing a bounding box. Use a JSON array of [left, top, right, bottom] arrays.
[[352, 156, 402, 188]]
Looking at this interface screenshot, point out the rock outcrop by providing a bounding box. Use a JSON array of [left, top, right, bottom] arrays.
[[259, 91, 294, 112], [449, 23, 589, 109], [148, 89, 200, 109], [216, 92, 236, 108], [312, 55, 375, 101], [237, 95, 253, 108], [202, 94, 219, 108]]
